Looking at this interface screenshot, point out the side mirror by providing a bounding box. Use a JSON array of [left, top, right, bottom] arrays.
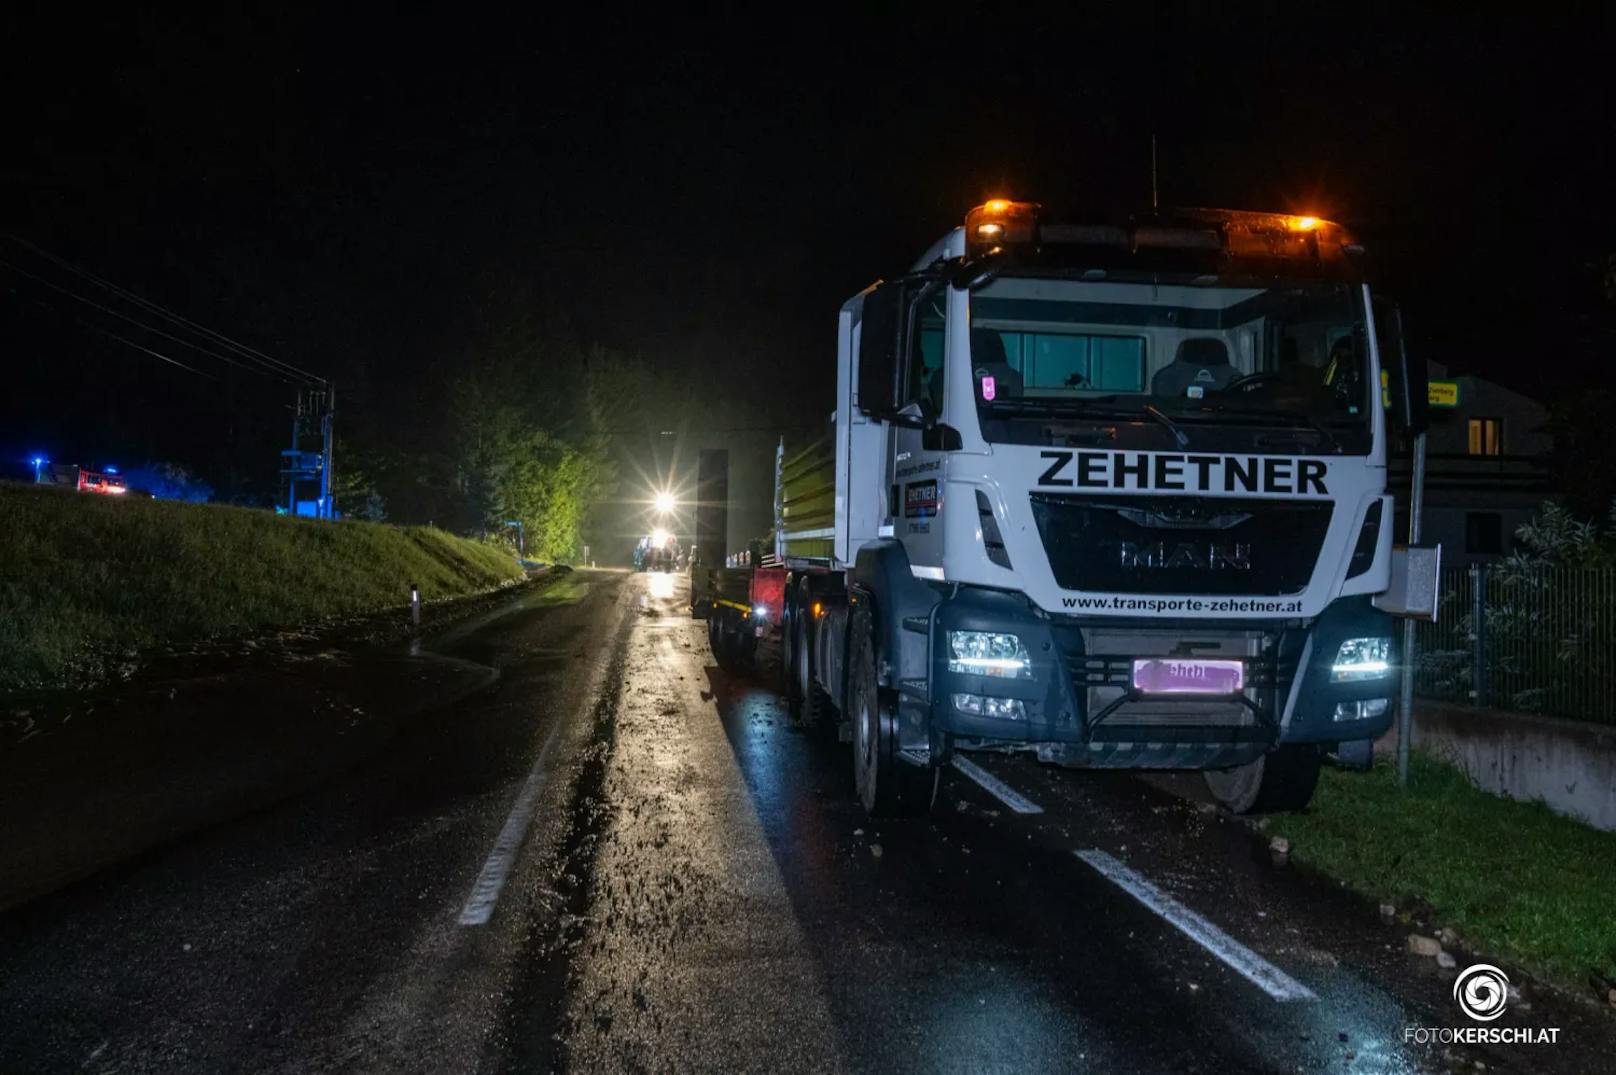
[[948, 252, 1007, 291], [856, 283, 902, 416], [1376, 298, 1427, 435]]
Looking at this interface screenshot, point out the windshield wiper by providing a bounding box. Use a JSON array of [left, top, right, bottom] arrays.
[[1143, 404, 1191, 448], [982, 396, 1121, 417], [988, 396, 1192, 447], [1193, 402, 1341, 454]]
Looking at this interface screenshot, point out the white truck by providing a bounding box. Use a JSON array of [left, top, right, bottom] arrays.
[[756, 200, 1435, 817]]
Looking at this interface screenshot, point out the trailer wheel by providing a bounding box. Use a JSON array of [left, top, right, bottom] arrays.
[[731, 621, 757, 669], [847, 602, 924, 817], [1203, 745, 1322, 814], [707, 614, 725, 665], [711, 611, 756, 674]]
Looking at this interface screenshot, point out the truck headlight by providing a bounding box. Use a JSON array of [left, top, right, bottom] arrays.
[[947, 631, 1033, 678], [1331, 637, 1392, 682]]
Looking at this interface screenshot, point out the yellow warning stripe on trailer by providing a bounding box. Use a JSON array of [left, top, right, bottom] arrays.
[[715, 598, 753, 614]]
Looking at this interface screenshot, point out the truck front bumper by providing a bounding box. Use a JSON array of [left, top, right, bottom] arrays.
[[926, 588, 1396, 770]]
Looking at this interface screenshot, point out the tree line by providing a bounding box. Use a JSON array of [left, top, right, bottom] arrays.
[[329, 299, 693, 564]]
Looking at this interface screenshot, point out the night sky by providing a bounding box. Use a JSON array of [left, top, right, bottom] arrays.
[[4, 9, 1613, 508]]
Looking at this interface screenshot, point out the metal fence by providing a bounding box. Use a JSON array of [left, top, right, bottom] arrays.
[[1414, 565, 1616, 724]]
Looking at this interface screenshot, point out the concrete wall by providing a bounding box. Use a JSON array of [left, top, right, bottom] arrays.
[[1380, 701, 1616, 832]]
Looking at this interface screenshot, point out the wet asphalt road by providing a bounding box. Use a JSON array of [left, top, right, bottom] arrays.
[[0, 570, 1609, 1074]]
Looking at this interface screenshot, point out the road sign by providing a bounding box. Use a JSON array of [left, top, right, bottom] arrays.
[[1382, 373, 1462, 409]]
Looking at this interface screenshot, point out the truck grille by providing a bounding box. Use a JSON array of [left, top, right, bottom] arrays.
[[1029, 494, 1331, 596]]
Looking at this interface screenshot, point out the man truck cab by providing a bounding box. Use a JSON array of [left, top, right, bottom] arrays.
[[772, 200, 1433, 816]]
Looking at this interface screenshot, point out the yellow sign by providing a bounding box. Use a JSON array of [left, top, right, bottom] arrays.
[[1428, 380, 1460, 407], [1382, 372, 1461, 409]]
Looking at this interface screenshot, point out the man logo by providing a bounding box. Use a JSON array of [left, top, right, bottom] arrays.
[[1114, 541, 1253, 572], [1453, 964, 1510, 1022]]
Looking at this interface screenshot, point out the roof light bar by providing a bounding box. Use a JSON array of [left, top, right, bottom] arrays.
[[964, 199, 1041, 255]]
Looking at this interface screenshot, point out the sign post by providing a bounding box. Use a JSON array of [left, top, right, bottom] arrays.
[[1397, 430, 1427, 788]]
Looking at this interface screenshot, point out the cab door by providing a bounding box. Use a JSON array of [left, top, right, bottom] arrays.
[[891, 285, 949, 572]]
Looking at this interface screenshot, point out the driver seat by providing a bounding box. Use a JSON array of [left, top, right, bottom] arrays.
[[969, 328, 1023, 402], [1152, 338, 1237, 398]]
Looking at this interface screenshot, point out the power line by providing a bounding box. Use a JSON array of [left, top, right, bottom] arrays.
[[0, 255, 297, 384], [4, 235, 327, 386], [82, 322, 221, 381], [5, 287, 221, 383]]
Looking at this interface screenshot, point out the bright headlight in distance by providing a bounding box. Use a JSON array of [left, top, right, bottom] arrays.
[[1332, 637, 1392, 682], [948, 631, 1032, 678]]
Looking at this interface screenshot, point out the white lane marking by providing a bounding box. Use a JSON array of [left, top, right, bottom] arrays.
[[951, 755, 1044, 814], [1074, 849, 1316, 1002], [457, 719, 564, 926]]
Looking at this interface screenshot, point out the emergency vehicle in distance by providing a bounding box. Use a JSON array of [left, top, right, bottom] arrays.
[[695, 199, 1438, 818], [37, 463, 128, 496]]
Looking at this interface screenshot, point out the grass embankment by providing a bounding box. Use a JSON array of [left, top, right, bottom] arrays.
[[1269, 752, 1616, 990], [0, 481, 524, 689]]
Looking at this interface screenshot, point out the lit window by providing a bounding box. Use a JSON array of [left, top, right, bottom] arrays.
[[1467, 417, 1502, 456]]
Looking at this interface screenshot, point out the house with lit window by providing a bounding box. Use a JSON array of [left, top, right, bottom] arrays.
[[1389, 362, 1553, 564]]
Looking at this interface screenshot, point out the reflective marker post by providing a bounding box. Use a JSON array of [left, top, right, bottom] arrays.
[[1397, 431, 1426, 788]]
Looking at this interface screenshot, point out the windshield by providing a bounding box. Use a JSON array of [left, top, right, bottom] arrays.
[[968, 274, 1372, 454]]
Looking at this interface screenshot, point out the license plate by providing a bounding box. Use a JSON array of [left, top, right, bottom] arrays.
[[1132, 658, 1244, 695]]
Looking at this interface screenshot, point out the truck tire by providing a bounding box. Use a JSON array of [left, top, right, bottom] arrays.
[[784, 591, 804, 717], [790, 582, 831, 730], [712, 609, 757, 674], [1203, 745, 1322, 814], [780, 594, 797, 702], [847, 602, 924, 817], [708, 614, 733, 668], [731, 622, 757, 669]]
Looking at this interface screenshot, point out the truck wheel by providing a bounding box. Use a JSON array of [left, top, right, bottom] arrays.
[[710, 615, 739, 672], [790, 584, 831, 730], [732, 623, 758, 669], [717, 617, 740, 666], [1203, 745, 1322, 814], [781, 594, 799, 706], [847, 602, 924, 817], [784, 596, 805, 719]]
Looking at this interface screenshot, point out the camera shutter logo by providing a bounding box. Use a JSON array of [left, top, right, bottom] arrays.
[[1453, 964, 1510, 1022]]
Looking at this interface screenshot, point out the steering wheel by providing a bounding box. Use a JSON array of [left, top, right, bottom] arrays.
[[1223, 371, 1286, 395]]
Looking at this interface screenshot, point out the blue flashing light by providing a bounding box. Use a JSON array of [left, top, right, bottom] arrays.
[[31, 456, 46, 467], [104, 465, 119, 474]]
